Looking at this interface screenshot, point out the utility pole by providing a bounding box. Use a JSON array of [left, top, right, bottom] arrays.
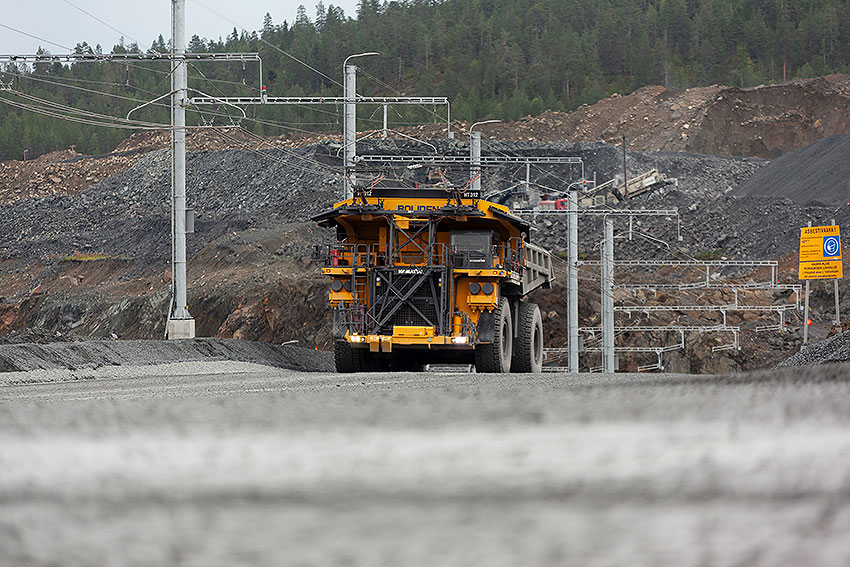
[[342, 52, 380, 200], [468, 120, 499, 196], [470, 131, 481, 194], [382, 104, 388, 139], [568, 184, 580, 373], [167, 0, 195, 339], [343, 63, 357, 200], [622, 135, 628, 202], [601, 216, 615, 372]]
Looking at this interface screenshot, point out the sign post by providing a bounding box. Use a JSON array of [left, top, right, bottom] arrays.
[[798, 223, 843, 345], [833, 218, 841, 327]]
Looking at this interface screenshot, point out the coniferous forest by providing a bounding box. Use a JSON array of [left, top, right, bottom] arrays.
[[1, 0, 849, 160]]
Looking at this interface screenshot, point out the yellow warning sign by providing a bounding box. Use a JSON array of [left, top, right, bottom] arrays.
[[799, 225, 843, 280]]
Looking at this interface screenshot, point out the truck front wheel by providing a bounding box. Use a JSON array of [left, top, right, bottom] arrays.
[[511, 302, 543, 373], [334, 341, 369, 373], [475, 297, 513, 373]]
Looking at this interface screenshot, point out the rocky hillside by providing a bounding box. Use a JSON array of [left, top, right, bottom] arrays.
[[470, 75, 850, 159]]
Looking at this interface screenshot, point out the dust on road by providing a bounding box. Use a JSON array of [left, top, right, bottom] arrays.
[[2, 363, 850, 566]]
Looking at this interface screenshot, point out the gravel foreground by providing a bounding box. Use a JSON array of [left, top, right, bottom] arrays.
[[2, 361, 850, 566]]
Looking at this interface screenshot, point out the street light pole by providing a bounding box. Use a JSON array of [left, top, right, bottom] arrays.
[[468, 120, 500, 196], [343, 52, 379, 200]]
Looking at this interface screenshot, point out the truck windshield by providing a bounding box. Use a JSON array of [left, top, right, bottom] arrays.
[[451, 231, 492, 252]]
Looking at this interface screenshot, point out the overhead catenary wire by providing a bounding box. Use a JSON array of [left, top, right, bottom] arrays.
[[0, 96, 167, 130], [233, 126, 343, 174], [210, 126, 341, 178], [8, 90, 168, 127], [8, 71, 169, 108], [60, 0, 142, 48], [8, 68, 342, 136], [188, 0, 342, 88], [357, 66, 448, 127], [0, 23, 74, 52]]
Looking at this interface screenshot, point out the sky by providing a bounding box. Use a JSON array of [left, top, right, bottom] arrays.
[[2, 0, 359, 54]]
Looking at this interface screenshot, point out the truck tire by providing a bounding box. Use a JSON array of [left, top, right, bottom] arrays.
[[334, 341, 368, 373], [475, 297, 513, 373], [511, 302, 543, 373]]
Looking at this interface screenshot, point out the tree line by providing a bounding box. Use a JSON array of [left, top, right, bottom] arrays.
[[1, 0, 849, 160]]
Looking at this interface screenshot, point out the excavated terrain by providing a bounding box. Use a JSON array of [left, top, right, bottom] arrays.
[[467, 75, 850, 159], [4, 75, 850, 371], [732, 133, 850, 206], [0, 135, 828, 372]]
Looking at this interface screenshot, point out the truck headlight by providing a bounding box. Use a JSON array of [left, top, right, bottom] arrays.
[[468, 282, 481, 294], [451, 336, 469, 344]]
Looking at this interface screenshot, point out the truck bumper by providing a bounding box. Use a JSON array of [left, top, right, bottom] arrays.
[[346, 332, 473, 352]]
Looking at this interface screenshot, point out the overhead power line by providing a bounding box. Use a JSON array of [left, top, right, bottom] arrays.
[[60, 0, 141, 47], [0, 23, 73, 51], [0, 96, 166, 130], [188, 0, 343, 88]]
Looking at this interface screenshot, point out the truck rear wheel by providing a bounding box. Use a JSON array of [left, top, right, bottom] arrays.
[[475, 297, 513, 373], [511, 302, 543, 373], [334, 341, 368, 373]]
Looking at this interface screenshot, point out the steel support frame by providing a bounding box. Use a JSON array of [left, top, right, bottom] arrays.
[[358, 155, 584, 165], [367, 267, 449, 335]]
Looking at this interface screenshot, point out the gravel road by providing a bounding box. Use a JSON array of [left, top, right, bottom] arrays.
[[2, 363, 850, 566]]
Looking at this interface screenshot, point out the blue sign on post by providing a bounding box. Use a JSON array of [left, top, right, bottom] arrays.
[[823, 235, 840, 257]]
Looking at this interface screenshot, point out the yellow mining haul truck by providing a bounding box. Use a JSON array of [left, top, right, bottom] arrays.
[[313, 190, 553, 373]]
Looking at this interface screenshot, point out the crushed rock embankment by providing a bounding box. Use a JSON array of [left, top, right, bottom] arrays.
[[778, 331, 850, 367], [0, 337, 332, 374]]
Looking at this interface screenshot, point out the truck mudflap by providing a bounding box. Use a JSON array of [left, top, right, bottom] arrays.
[[332, 308, 348, 339], [476, 310, 495, 343]]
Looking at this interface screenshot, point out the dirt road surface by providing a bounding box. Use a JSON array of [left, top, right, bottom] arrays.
[[2, 362, 850, 566]]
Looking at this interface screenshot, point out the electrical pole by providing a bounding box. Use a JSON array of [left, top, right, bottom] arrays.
[[343, 63, 357, 200], [601, 216, 615, 372], [467, 120, 499, 196], [167, 0, 195, 339], [622, 135, 629, 202], [568, 184, 579, 373], [341, 53, 380, 200], [470, 131, 481, 194], [382, 104, 388, 138]]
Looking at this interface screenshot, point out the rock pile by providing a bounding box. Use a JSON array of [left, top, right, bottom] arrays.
[[462, 75, 850, 159], [0, 337, 333, 373], [0, 145, 339, 264], [778, 331, 850, 367], [732, 134, 850, 207]]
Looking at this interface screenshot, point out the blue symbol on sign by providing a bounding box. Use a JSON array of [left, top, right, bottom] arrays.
[[823, 235, 840, 257]]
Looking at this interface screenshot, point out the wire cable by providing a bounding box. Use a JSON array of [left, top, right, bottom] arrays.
[[0, 23, 73, 52], [188, 0, 342, 87], [60, 0, 141, 47], [10, 90, 167, 127], [211, 126, 341, 178], [0, 96, 166, 130]]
